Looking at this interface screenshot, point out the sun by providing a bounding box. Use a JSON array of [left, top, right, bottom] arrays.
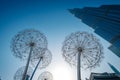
[[50, 63, 75, 80]]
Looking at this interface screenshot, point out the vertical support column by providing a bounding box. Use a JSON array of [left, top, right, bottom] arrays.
[[30, 58, 42, 80], [22, 47, 33, 80], [77, 52, 81, 80], [26, 75, 30, 80]]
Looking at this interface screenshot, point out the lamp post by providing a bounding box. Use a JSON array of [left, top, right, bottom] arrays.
[[11, 29, 47, 80], [30, 49, 52, 80], [38, 71, 53, 80], [13, 66, 33, 80], [62, 31, 104, 80]]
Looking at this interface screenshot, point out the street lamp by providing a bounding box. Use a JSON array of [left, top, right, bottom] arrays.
[[14, 66, 33, 80], [62, 31, 104, 80], [11, 29, 47, 80], [38, 71, 53, 80]]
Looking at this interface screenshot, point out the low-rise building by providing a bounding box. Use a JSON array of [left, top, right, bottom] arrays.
[[89, 72, 120, 80]]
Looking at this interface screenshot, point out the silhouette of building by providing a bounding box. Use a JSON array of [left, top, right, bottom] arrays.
[[69, 5, 120, 57], [108, 63, 120, 77], [89, 72, 120, 80]]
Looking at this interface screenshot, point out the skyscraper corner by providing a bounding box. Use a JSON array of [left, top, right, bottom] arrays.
[[69, 5, 120, 57]]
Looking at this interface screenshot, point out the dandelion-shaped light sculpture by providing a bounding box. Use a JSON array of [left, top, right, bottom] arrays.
[[62, 32, 103, 80], [11, 29, 47, 80], [38, 71, 53, 80], [14, 66, 33, 80], [30, 49, 52, 80]]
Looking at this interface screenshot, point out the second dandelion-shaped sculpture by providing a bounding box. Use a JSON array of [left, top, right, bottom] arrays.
[[14, 66, 33, 80], [31, 49, 52, 69], [11, 29, 48, 80], [30, 49, 52, 80], [11, 29, 48, 60], [38, 71, 53, 80], [62, 31, 104, 80]]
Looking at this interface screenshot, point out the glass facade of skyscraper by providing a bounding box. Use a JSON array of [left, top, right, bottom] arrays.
[[69, 5, 120, 57], [89, 72, 120, 80]]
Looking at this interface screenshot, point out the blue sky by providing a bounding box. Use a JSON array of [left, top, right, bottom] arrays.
[[0, 0, 120, 80]]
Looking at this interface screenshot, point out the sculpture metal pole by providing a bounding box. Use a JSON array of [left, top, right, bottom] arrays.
[[11, 29, 48, 80], [77, 52, 80, 80], [13, 66, 33, 80], [77, 47, 82, 80], [62, 31, 104, 80], [30, 57, 42, 80], [30, 49, 52, 80], [22, 47, 33, 80], [26, 75, 30, 80]]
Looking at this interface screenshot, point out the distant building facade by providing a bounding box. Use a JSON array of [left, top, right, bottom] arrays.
[[89, 72, 120, 80], [108, 63, 120, 76], [69, 5, 120, 57]]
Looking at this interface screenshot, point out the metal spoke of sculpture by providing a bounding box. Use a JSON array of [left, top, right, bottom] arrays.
[[38, 71, 53, 80], [30, 49, 52, 80], [14, 66, 33, 80], [62, 31, 104, 80], [11, 29, 47, 80]]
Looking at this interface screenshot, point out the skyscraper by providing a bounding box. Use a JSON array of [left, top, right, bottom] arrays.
[[89, 72, 120, 80], [108, 63, 120, 77], [69, 5, 120, 57]]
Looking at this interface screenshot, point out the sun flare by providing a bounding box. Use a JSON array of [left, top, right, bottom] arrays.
[[51, 64, 74, 80]]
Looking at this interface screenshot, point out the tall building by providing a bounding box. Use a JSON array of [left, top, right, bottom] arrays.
[[89, 72, 120, 80], [108, 63, 120, 77], [69, 5, 120, 57]]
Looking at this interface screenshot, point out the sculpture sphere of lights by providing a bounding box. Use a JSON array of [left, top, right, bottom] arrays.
[[62, 31, 104, 80], [30, 49, 52, 80], [11, 29, 48, 80], [38, 71, 53, 80], [11, 29, 47, 60], [31, 49, 52, 69], [14, 66, 33, 80]]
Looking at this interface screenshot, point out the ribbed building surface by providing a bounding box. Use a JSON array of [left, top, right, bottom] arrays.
[[69, 5, 120, 57], [89, 72, 120, 80], [108, 63, 120, 75]]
